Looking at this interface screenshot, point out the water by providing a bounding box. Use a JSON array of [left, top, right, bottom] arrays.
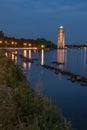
[[10, 48, 87, 130]]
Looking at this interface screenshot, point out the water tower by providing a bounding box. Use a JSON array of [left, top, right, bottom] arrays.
[[58, 26, 65, 49]]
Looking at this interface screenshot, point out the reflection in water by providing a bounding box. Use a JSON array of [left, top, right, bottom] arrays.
[[23, 49, 32, 69], [8, 51, 18, 63], [41, 49, 44, 65], [84, 48, 86, 69], [28, 49, 32, 69], [14, 51, 17, 63], [57, 49, 65, 70], [23, 50, 27, 57], [23, 62, 27, 70], [12, 52, 15, 61], [23, 50, 27, 69], [5, 52, 8, 57]]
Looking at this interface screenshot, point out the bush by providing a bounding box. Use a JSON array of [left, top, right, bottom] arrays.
[[0, 50, 71, 130]]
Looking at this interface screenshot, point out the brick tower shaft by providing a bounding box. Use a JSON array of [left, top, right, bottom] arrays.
[[58, 26, 65, 49]]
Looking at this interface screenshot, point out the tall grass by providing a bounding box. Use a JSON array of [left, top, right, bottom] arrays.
[[0, 50, 71, 130]]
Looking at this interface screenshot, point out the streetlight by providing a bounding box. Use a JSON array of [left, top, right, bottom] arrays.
[[41, 44, 45, 49]]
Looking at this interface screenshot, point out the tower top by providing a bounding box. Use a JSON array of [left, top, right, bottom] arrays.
[[59, 26, 64, 29]]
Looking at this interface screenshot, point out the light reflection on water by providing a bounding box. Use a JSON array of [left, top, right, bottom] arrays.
[[28, 50, 32, 69], [41, 49, 44, 65]]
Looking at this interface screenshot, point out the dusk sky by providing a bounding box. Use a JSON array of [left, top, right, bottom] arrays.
[[0, 0, 87, 45]]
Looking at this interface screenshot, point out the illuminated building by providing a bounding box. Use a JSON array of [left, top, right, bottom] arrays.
[[58, 26, 65, 49], [23, 43, 27, 46]]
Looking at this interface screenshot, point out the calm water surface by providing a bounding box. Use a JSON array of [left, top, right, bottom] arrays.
[[13, 48, 87, 130]]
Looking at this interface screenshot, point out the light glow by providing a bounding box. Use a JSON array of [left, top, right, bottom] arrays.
[[41, 49, 44, 65], [28, 50, 32, 69], [23, 50, 27, 57]]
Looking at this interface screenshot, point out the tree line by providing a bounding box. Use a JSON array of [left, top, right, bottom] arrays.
[[0, 30, 57, 49]]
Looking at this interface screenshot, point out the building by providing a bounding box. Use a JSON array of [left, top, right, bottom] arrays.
[[58, 26, 65, 49]]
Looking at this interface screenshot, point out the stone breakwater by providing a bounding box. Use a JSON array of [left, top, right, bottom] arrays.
[[41, 64, 87, 86]]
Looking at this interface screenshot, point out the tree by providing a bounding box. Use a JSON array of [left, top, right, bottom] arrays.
[[0, 31, 4, 39]]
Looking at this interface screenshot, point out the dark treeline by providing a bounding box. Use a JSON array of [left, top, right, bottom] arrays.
[[66, 44, 87, 48], [0, 31, 57, 49]]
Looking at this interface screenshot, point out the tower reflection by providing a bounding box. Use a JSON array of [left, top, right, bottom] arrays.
[[41, 49, 44, 65], [57, 49, 65, 70], [84, 48, 87, 69]]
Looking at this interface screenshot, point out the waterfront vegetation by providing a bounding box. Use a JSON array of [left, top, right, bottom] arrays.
[[0, 50, 71, 130], [1, 31, 87, 49], [0, 31, 57, 49]]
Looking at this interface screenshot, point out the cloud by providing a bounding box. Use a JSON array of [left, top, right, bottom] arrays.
[[59, 2, 87, 12], [1, 0, 87, 15], [26, 1, 87, 16]]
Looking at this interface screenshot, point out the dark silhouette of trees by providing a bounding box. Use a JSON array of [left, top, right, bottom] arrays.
[[0, 30, 57, 48], [0, 31, 4, 39]]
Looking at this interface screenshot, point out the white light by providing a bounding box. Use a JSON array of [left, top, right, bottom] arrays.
[[59, 26, 64, 29]]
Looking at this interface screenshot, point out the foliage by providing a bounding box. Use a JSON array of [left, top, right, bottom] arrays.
[[0, 31, 4, 39], [0, 50, 71, 130], [35, 38, 57, 49], [0, 30, 57, 48]]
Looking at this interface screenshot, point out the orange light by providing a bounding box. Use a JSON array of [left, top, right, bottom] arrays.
[[5, 41, 8, 44], [32, 47, 38, 50], [11, 41, 14, 45], [23, 50, 27, 57], [15, 42, 17, 45], [23, 43, 27, 46], [0, 40, 2, 44], [28, 43, 31, 47], [23, 62, 27, 69]]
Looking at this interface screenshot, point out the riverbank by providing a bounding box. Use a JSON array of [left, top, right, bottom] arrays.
[[0, 50, 72, 130]]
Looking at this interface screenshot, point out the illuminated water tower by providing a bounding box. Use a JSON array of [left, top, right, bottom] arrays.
[[58, 26, 65, 49]]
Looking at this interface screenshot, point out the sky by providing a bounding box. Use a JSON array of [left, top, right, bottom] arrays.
[[0, 0, 87, 45]]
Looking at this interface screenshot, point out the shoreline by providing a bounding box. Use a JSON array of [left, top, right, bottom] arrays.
[[0, 49, 71, 130]]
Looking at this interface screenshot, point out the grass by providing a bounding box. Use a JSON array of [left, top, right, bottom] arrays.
[[0, 50, 71, 130]]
